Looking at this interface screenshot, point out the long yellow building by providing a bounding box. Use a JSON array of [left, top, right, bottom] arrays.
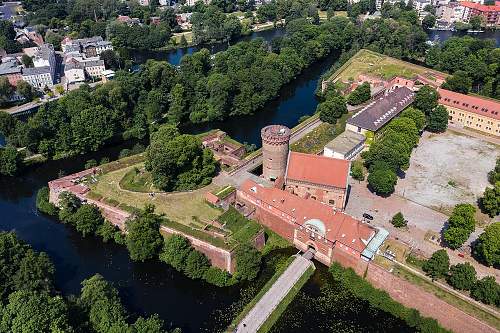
[[438, 88, 500, 137]]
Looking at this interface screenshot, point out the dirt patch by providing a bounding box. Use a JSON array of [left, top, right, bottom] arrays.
[[396, 131, 499, 212]]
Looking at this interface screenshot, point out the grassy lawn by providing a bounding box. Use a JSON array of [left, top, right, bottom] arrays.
[[171, 31, 193, 44], [119, 165, 156, 193], [290, 112, 349, 154], [227, 256, 297, 332], [393, 265, 500, 330], [331, 49, 447, 83], [89, 164, 221, 227], [218, 207, 262, 244]]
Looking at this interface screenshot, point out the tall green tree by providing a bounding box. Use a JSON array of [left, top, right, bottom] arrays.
[[235, 244, 261, 281], [125, 205, 164, 262], [480, 182, 500, 217], [413, 85, 439, 115], [318, 95, 347, 124], [422, 249, 449, 280], [474, 222, 500, 267], [0, 146, 22, 176], [347, 82, 370, 105], [427, 105, 448, 133], [72, 204, 104, 237], [447, 262, 476, 291], [159, 234, 192, 271], [471, 276, 499, 306]]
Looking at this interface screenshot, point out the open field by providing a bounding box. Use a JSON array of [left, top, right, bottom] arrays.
[[89, 164, 221, 226], [330, 49, 447, 82], [171, 31, 193, 45], [396, 130, 499, 215]]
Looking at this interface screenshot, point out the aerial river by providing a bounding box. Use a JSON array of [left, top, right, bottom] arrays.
[[0, 28, 498, 332]]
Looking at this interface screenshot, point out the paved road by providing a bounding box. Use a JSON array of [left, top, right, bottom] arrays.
[[236, 254, 314, 333]]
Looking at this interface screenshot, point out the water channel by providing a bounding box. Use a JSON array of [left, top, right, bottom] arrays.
[[0, 28, 499, 332]]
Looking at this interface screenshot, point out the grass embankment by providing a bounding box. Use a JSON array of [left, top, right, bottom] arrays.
[[219, 207, 261, 245], [290, 112, 350, 154], [257, 265, 315, 333], [119, 165, 155, 193], [89, 163, 221, 227], [227, 256, 297, 332], [326, 48, 447, 83], [393, 264, 500, 330]]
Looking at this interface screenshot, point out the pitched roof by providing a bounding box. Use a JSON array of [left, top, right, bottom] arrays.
[[347, 86, 415, 132], [22, 66, 51, 75], [437, 88, 500, 121], [239, 179, 375, 252], [285, 151, 350, 189], [459, 1, 500, 12]]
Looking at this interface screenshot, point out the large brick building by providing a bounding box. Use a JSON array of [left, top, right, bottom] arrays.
[[237, 179, 387, 273], [437, 88, 500, 137], [285, 151, 350, 210]]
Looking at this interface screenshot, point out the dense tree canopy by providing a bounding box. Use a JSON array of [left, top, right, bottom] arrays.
[[425, 37, 500, 99], [347, 82, 370, 106], [471, 276, 500, 306], [443, 204, 476, 250], [0, 146, 22, 176], [145, 125, 217, 191], [447, 262, 476, 291], [235, 244, 262, 281], [413, 85, 439, 115], [125, 205, 164, 262], [427, 105, 448, 133], [474, 222, 500, 267], [422, 249, 449, 280]]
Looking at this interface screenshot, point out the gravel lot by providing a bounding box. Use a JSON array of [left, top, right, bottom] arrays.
[[396, 130, 499, 212]]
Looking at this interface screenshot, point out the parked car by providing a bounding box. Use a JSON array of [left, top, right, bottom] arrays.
[[363, 213, 374, 221]]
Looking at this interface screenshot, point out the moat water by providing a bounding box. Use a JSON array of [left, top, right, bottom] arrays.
[[3, 27, 498, 332]]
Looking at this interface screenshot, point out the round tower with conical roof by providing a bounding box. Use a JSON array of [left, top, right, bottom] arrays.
[[261, 125, 291, 181]]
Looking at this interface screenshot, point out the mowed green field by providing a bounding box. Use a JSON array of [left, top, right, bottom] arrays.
[[332, 49, 447, 82]]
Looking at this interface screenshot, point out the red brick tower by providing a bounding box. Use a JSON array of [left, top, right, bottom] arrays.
[[261, 125, 291, 181]]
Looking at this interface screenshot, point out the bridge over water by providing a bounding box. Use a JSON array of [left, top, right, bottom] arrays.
[[235, 250, 315, 333]]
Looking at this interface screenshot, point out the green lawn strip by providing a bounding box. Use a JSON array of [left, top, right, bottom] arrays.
[[262, 229, 291, 256], [99, 154, 146, 174], [212, 185, 236, 199], [161, 218, 233, 250], [291, 112, 349, 154], [393, 265, 500, 330], [227, 256, 297, 331], [257, 265, 315, 333]]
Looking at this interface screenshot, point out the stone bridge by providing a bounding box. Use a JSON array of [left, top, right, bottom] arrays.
[[235, 250, 315, 333]]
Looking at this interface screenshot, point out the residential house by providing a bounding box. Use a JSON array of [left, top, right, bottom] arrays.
[[83, 60, 105, 78], [22, 66, 53, 88], [0, 59, 22, 86], [459, 1, 500, 27], [64, 61, 85, 85]]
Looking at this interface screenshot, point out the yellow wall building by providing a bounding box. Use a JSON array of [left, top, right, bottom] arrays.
[[438, 88, 500, 137]]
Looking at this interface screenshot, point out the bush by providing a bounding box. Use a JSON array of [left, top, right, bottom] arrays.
[[422, 249, 449, 280], [85, 159, 98, 169], [350, 160, 365, 181], [447, 262, 476, 291], [36, 187, 58, 216], [204, 267, 231, 287], [119, 149, 132, 159], [390, 212, 407, 228]]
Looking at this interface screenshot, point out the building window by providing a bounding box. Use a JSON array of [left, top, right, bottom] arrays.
[[329, 199, 335, 205]]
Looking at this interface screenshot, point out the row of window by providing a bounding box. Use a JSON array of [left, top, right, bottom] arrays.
[[443, 97, 497, 115]]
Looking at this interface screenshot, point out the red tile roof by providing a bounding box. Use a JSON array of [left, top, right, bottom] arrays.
[[437, 88, 500, 121], [285, 152, 350, 189], [460, 1, 500, 12], [240, 179, 375, 252]]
